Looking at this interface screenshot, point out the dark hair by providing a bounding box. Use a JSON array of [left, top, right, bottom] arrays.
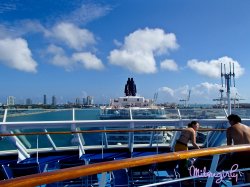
[[188, 121, 198, 128], [227, 114, 241, 123]]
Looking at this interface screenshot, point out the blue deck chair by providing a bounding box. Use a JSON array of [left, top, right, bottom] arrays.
[[113, 169, 129, 187], [57, 158, 87, 186], [0, 165, 8, 180], [7, 162, 41, 178]]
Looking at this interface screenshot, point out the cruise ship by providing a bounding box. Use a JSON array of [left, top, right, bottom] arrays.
[[0, 80, 250, 186], [99, 78, 167, 120]]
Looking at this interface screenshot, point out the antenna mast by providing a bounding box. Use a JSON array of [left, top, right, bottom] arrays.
[[221, 62, 235, 114]]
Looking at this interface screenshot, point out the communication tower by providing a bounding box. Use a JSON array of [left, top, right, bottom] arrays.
[[221, 63, 235, 114]]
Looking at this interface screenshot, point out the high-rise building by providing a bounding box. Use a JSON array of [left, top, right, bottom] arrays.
[[43, 94, 47, 105], [26, 98, 32, 105], [75, 98, 81, 105], [7, 96, 15, 106], [86, 96, 94, 105], [83, 98, 86, 105], [52, 95, 56, 106]]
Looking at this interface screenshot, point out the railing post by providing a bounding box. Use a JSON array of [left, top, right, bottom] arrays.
[[103, 126, 108, 149], [1, 109, 7, 135], [44, 129, 57, 150], [205, 154, 220, 187], [128, 122, 134, 153], [99, 172, 107, 187], [71, 123, 85, 158], [149, 127, 155, 147], [9, 131, 30, 162], [3, 109, 7, 123]]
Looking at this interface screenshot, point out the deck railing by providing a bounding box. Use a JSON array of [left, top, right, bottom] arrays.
[[0, 144, 249, 187]]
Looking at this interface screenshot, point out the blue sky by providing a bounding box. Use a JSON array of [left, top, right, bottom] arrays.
[[0, 0, 249, 105]]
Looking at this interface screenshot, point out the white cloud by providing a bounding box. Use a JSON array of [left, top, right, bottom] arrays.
[[0, 3, 16, 13], [47, 45, 74, 71], [65, 3, 111, 25], [113, 39, 122, 47], [192, 82, 221, 98], [0, 38, 37, 73], [158, 82, 222, 103], [52, 22, 96, 50], [109, 49, 157, 73], [0, 20, 50, 39], [72, 52, 104, 70], [47, 44, 64, 55], [158, 87, 175, 96], [0, 24, 10, 38], [20, 20, 50, 36], [47, 45, 104, 71], [187, 56, 244, 78], [160, 59, 178, 71], [108, 28, 179, 74]]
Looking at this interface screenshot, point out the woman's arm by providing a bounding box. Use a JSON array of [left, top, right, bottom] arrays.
[[190, 130, 200, 149]]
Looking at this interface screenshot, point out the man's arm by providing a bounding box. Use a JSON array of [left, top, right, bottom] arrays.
[[226, 128, 232, 145]]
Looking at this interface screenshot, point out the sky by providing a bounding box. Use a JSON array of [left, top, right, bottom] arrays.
[[0, 0, 249, 105]]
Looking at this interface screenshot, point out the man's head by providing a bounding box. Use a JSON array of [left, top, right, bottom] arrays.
[[227, 114, 241, 125]]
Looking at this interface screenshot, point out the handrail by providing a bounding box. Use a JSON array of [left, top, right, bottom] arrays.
[[0, 128, 226, 137], [0, 144, 249, 187]]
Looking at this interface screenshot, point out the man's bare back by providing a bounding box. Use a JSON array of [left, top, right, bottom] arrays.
[[227, 123, 250, 145]]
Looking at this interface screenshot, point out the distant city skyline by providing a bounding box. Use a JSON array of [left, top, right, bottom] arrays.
[[0, 1, 249, 104], [1, 94, 95, 105]]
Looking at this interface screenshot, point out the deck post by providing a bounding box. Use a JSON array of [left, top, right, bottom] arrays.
[[205, 154, 219, 187]]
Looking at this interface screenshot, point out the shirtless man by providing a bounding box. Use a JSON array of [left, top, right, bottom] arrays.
[[227, 114, 250, 145], [226, 114, 250, 184], [174, 121, 200, 178]]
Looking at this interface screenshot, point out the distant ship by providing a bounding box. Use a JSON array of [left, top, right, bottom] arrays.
[[99, 78, 167, 119]]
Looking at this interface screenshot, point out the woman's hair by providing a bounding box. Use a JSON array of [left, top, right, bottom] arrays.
[[188, 121, 198, 128], [227, 114, 241, 123]]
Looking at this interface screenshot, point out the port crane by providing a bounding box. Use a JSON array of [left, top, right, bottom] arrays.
[[179, 89, 191, 108]]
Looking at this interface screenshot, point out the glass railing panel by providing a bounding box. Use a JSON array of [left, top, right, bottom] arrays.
[[0, 137, 16, 151], [13, 129, 52, 149], [6, 109, 73, 122], [131, 108, 167, 119], [165, 109, 179, 119], [231, 108, 250, 118], [75, 109, 101, 120], [101, 125, 129, 146], [148, 126, 175, 146], [0, 116, 233, 152], [0, 109, 4, 122], [46, 128, 74, 147], [99, 109, 130, 120], [78, 127, 103, 146], [179, 108, 226, 119]]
